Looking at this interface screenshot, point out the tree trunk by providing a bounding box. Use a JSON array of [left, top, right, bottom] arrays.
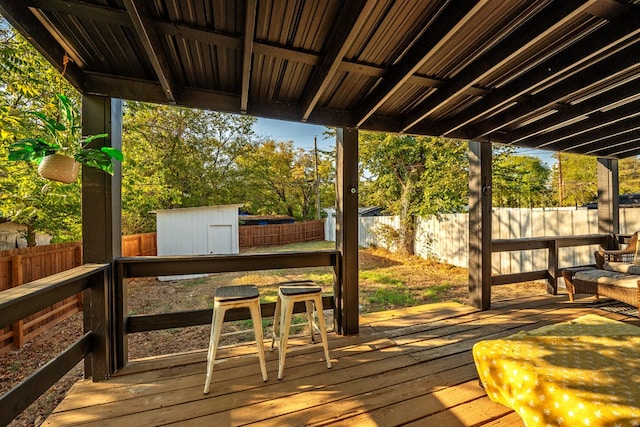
[[25, 224, 36, 247], [398, 180, 415, 255]]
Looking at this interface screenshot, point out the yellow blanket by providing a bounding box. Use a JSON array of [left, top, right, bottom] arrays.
[[473, 314, 640, 427]]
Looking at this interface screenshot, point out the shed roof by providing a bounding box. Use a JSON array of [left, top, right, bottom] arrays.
[[3, 0, 640, 158], [151, 204, 244, 214]]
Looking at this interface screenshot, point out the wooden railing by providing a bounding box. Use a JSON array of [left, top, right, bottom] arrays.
[[0, 243, 84, 354], [491, 234, 611, 292], [0, 264, 110, 426], [114, 250, 341, 368], [0, 235, 160, 354]]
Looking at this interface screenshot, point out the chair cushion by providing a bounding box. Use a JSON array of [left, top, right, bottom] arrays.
[[280, 286, 321, 296], [604, 261, 640, 275], [215, 285, 259, 301], [574, 269, 640, 289]]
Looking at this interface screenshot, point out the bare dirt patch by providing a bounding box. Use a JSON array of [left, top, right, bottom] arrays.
[[1, 246, 548, 426]]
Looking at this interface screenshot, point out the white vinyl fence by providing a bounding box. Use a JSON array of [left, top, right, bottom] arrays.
[[325, 207, 640, 275]]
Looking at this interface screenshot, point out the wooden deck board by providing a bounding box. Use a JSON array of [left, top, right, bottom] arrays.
[[43, 295, 640, 426]]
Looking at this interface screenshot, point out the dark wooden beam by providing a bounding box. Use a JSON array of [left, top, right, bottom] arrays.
[[81, 95, 122, 263], [336, 128, 359, 334], [588, 135, 640, 158], [354, 0, 481, 127], [597, 158, 619, 244], [476, 47, 640, 141], [156, 21, 244, 51], [468, 141, 492, 310], [0, 1, 84, 90], [429, 12, 640, 137], [492, 271, 548, 286], [581, 128, 640, 157], [518, 97, 640, 150], [118, 251, 339, 277], [403, 0, 598, 133], [123, 0, 178, 104], [25, 0, 127, 24], [502, 77, 640, 143], [240, 0, 257, 114], [300, 0, 376, 121], [81, 95, 121, 375], [601, 146, 640, 159], [125, 297, 334, 333]]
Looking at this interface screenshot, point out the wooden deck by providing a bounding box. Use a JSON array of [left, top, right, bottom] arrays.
[[43, 294, 640, 426]]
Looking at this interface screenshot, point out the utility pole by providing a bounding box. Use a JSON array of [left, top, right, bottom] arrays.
[[558, 154, 564, 206], [314, 136, 321, 219]]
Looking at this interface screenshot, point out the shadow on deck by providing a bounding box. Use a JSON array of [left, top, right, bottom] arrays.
[[43, 294, 640, 426]]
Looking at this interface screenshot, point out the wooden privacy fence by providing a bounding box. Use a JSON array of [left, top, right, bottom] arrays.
[[326, 207, 640, 273], [239, 220, 325, 248], [122, 232, 157, 256], [0, 234, 158, 355], [0, 242, 83, 355]]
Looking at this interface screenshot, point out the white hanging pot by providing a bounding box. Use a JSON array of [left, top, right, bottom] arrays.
[[38, 154, 80, 184]]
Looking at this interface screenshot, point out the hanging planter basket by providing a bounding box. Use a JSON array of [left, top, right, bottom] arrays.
[[37, 154, 80, 184]]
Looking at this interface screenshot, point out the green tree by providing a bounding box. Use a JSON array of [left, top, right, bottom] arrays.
[[0, 18, 82, 244], [493, 153, 551, 207], [236, 140, 334, 220], [359, 133, 468, 254], [552, 153, 596, 206], [121, 102, 257, 233], [619, 156, 640, 194], [552, 153, 640, 207]]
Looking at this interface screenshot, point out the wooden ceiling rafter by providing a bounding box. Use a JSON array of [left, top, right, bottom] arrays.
[[476, 51, 640, 142], [503, 76, 640, 144], [123, 0, 178, 104], [353, 0, 484, 128], [515, 91, 640, 150], [4, 0, 640, 159], [401, 0, 601, 133], [430, 9, 640, 138], [240, 0, 257, 114], [589, 134, 640, 157], [300, 0, 377, 122], [0, 2, 84, 89]]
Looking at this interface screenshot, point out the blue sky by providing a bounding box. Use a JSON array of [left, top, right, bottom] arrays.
[[252, 118, 331, 151], [253, 117, 557, 166]]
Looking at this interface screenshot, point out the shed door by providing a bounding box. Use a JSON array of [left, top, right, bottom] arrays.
[[208, 225, 233, 254]]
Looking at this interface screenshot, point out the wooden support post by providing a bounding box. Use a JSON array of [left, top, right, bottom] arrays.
[[10, 255, 24, 349], [336, 127, 359, 335], [547, 239, 558, 295], [468, 141, 492, 310], [75, 245, 84, 311], [597, 158, 619, 249], [81, 95, 122, 377], [88, 268, 110, 380]]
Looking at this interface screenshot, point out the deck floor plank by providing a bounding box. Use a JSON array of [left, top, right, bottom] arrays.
[[43, 295, 638, 426]]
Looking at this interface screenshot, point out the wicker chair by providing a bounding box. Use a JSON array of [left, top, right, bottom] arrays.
[[594, 232, 639, 269], [564, 232, 640, 311]]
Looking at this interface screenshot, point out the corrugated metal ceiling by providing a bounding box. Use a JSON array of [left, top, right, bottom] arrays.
[[3, 0, 640, 158]]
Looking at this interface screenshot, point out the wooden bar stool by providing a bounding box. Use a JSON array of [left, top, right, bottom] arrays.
[[270, 281, 331, 379], [203, 285, 267, 394]]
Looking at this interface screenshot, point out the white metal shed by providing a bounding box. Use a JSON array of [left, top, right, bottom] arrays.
[[154, 204, 243, 280]]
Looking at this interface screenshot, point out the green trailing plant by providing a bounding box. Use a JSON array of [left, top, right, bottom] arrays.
[[8, 94, 123, 175]]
